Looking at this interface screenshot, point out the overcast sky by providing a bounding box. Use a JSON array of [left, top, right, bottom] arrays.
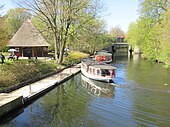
[[1, 0, 139, 33]]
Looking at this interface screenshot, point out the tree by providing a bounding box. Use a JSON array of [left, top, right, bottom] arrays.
[[109, 26, 125, 38], [158, 8, 170, 65], [32, 16, 54, 51], [126, 22, 138, 47], [0, 5, 8, 52], [0, 17, 8, 52], [20, 0, 102, 64], [127, 0, 170, 61], [137, 0, 169, 61], [139, 0, 169, 21], [73, 17, 109, 54], [5, 8, 31, 37]]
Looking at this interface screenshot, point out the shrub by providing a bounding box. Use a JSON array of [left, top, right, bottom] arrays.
[[63, 51, 89, 65]]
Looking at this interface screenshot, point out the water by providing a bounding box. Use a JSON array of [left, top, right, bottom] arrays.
[[1, 55, 170, 127]]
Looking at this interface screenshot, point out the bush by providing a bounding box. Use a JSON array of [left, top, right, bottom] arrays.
[[63, 51, 89, 65]]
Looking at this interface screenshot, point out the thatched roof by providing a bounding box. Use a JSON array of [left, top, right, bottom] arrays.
[[8, 20, 49, 47]]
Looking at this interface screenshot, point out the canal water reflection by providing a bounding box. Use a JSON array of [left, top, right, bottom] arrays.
[[81, 75, 115, 98], [1, 55, 170, 127]]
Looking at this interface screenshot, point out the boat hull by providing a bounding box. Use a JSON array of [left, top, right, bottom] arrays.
[[81, 63, 114, 83]]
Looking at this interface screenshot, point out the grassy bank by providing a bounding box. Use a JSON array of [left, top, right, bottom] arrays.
[[0, 51, 89, 91], [0, 60, 59, 90], [63, 51, 89, 65]]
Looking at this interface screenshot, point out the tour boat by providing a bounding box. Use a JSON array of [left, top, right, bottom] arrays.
[[81, 74, 115, 98], [94, 51, 112, 63], [81, 59, 116, 83]]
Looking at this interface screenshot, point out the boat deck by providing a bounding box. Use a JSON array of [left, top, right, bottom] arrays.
[[82, 59, 116, 70]]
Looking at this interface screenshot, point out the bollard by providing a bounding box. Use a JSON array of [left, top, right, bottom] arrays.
[[29, 84, 31, 93]]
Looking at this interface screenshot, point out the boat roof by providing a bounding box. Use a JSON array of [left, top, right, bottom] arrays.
[[91, 64, 116, 69], [96, 51, 112, 56], [82, 59, 116, 70]]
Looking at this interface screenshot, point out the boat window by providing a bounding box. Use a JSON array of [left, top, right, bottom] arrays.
[[101, 69, 110, 76], [90, 68, 92, 74], [97, 70, 100, 75], [105, 69, 110, 76], [93, 69, 95, 75], [101, 70, 105, 76]]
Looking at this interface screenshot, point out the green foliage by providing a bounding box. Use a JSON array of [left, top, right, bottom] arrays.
[[158, 8, 170, 66], [0, 17, 8, 52], [137, 17, 160, 61], [126, 22, 138, 47], [70, 17, 111, 55], [127, 0, 170, 64], [32, 17, 54, 51], [22, 0, 104, 64], [63, 51, 89, 65], [0, 8, 31, 52], [139, 0, 168, 20], [5, 8, 31, 37]]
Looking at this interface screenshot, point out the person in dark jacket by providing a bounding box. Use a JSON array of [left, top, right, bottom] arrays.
[[0, 53, 5, 64]]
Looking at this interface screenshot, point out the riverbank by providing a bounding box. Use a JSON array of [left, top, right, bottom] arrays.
[[0, 51, 88, 118], [0, 63, 81, 118], [0, 51, 89, 91]]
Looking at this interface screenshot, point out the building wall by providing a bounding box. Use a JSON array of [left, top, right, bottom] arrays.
[[11, 47, 48, 57]]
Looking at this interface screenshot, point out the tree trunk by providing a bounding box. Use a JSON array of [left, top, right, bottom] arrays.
[[54, 33, 59, 63], [58, 42, 66, 64], [58, 20, 71, 64]]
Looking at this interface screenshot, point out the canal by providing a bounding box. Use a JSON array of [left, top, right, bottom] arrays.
[[1, 55, 170, 127]]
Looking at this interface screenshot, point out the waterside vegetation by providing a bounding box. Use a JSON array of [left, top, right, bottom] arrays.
[[127, 0, 170, 67], [0, 51, 88, 91]]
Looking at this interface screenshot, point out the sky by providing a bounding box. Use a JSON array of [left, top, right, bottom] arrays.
[[102, 0, 139, 32], [1, 0, 139, 33]]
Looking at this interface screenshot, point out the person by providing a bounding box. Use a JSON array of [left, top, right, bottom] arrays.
[[8, 53, 15, 60], [129, 48, 133, 58], [129, 48, 133, 54], [0, 53, 5, 64], [64, 52, 68, 57], [16, 52, 20, 60]]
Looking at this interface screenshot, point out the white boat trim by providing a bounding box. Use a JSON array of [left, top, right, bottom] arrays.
[[81, 59, 116, 83]]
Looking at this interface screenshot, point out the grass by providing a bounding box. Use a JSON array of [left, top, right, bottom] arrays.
[[0, 60, 58, 89], [0, 51, 89, 91], [63, 51, 89, 65]]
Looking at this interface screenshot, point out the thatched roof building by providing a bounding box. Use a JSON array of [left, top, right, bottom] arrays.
[[8, 20, 50, 57]]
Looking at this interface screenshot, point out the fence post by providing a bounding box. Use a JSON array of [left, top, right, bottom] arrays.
[[29, 84, 31, 93]]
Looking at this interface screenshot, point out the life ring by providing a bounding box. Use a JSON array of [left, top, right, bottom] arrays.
[[99, 57, 103, 61], [103, 56, 106, 60], [99, 56, 105, 61]]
